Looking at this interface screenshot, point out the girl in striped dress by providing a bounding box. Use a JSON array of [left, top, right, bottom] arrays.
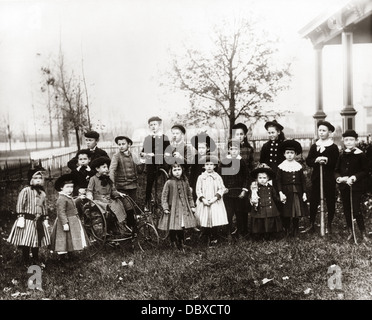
[[195, 155, 228, 246], [7, 167, 51, 266]]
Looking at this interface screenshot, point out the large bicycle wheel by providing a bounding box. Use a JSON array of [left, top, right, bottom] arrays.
[[150, 167, 169, 240], [137, 222, 159, 252], [80, 201, 107, 258]]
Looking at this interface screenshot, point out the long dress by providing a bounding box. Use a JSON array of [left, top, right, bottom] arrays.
[[50, 193, 90, 252], [195, 171, 228, 228], [158, 178, 197, 231]]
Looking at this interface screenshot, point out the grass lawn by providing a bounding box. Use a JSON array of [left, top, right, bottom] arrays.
[[1, 208, 372, 301]]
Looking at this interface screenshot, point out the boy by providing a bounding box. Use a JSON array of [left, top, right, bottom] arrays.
[[68, 130, 110, 170], [335, 130, 369, 241], [109, 135, 143, 231], [304, 120, 339, 234], [219, 139, 250, 239], [169, 124, 192, 165], [87, 156, 128, 234], [140, 116, 171, 209]]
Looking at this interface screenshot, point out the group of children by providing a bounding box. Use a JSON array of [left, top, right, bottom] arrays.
[[6, 115, 371, 265]]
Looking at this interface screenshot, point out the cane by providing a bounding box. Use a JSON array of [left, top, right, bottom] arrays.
[[350, 184, 358, 244], [319, 162, 325, 237]]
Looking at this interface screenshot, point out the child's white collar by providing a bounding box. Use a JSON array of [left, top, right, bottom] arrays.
[[344, 147, 363, 154], [316, 138, 333, 153], [59, 192, 73, 199], [278, 160, 302, 172], [258, 181, 272, 187], [226, 155, 242, 160], [77, 165, 91, 171]]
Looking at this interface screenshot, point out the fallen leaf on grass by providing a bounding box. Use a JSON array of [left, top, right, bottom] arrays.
[[282, 276, 289, 280], [121, 261, 128, 266], [11, 279, 18, 285], [304, 288, 312, 295], [337, 293, 344, 300], [10, 291, 30, 298], [3, 287, 11, 293], [128, 261, 134, 267], [118, 277, 123, 281], [261, 278, 274, 285]]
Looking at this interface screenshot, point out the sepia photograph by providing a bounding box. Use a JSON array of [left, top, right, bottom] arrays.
[[0, 0, 372, 305]]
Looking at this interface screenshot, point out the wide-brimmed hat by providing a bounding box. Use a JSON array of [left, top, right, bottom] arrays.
[[317, 120, 335, 133], [114, 135, 133, 145], [54, 173, 77, 191], [342, 129, 358, 139], [232, 123, 248, 135], [90, 156, 111, 170], [190, 133, 216, 152], [84, 130, 100, 140], [251, 163, 275, 180], [264, 120, 284, 131], [27, 166, 46, 184], [279, 139, 302, 155]]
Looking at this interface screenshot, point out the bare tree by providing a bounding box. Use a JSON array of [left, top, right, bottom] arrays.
[[167, 18, 292, 137], [40, 67, 55, 148]]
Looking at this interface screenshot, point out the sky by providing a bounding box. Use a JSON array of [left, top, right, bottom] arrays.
[[0, 0, 371, 140]]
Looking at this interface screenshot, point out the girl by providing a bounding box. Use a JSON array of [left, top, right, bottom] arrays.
[[195, 155, 228, 246], [304, 120, 339, 234], [158, 163, 197, 250], [189, 132, 217, 202], [50, 174, 90, 259], [250, 164, 282, 239], [259, 120, 286, 174], [277, 140, 309, 237], [232, 122, 255, 172], [7, 166, 51, 266]]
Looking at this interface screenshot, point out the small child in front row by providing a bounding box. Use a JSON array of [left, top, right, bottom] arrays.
[[335, 130, 369, 242], [276, 140, 309, 237], [50, 174, 90, 259], [159, 163, 197, 250], [7, 167, 51, 266], [250, 164, 282, 240], [195, 155, 228, 246]]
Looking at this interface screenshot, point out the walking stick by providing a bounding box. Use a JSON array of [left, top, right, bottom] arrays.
[[319, 162, 325, 237], [350, 184, 358, 244]]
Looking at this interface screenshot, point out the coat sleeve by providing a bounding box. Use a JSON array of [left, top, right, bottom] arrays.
[[325, 144, 339, 170], [161, 180, 170, 211], [276, 169, 283, 193], [305, 144, 317, 168], [16, 187, 28, 214], [185, 180, 195, 208], [259, 143, 267, 164], [56, 197, 68, 226], [67, 152, 79, 171], [109, 153, 118, 184], [196, 176, 203, 200], [354, 153, 369, 181], [216, 174, 227, 198], [334, 154, 342, 180], [86, 176, 94, 199], [300, 168, 307, 193]]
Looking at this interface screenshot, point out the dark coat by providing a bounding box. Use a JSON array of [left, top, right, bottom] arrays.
[[218, 156, 250, 198], [239, 140, 255, 172], [277, 165, 308, 217], [259, 140, 285, 173], [71, 166, 95, 197], [251, 184, 281, 218], [141, 134, 171, 165], [335, 148, 369, 192], [158, 178, 197, 230], [306, 142, 339, 184], [67, 147, 109, 171]]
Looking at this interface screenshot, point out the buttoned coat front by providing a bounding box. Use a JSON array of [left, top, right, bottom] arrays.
[[158, 178, 197, 230], [50, 194, 90, 252], [251, 184, 281, 219]]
